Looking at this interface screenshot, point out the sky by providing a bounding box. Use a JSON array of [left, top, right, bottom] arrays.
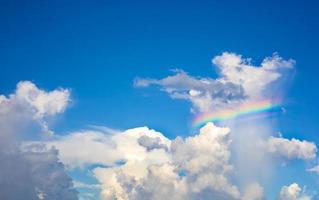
[[1, 0, 319, 200]]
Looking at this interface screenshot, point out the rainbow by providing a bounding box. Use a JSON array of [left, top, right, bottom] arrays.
[[192, 100, 283, 128]]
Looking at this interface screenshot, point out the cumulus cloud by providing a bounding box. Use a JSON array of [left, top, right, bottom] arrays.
[[266, 137, 317, 160], [0, 81, 70, 136], [212, 52, 294, 98], [49, 122, 318, 200], [279, 183, 311, 200], [14, 81, 70, 118], [134, 52, 295, 112], [51, 123, 239, 200], [130, 52, 319, 200], [49, 123, 242, 199], [1, 52, 313, 200], [0, 81, 77, 199]]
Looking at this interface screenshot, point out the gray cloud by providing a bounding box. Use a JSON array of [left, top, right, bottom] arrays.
[[134, 52, 294, 113], [0, 81, 77, 200], [137, 135, 169, 151], [134, 69, 246, 112]]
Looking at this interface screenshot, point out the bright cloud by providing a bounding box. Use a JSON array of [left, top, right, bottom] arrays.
[[46, 127, 171, 169], [212, 52, 294, 98], [48, 122, 318, 200], [279, 183, 311, 200], [266, 136, 317, 160], [90, 123, 240, 200], [1, 52, 316, 200], [15, 81, 70, 118], [134, 52, 295, 112], [0, 81, 70, 135]]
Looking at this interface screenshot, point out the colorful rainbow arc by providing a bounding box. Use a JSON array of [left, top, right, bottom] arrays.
[[192, 100, 283, 128]]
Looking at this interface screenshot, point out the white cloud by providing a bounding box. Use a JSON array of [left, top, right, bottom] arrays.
[[266, 137, 317, 160], [242, 182, 264, 200], [134, 52, 295, 112], [47, 131, 121, 169], [50, 124, 318, 200], [0, 81, 77, 199], [0, 50, 312, 200], [71, 123, 240, 200], [48, 127, 171, 169], [15, 81, 70, 118], [279, 183, 311, 200], [0, 81, 70, 135], [212, 52, 294, 98], [49, 123, 244, 200]]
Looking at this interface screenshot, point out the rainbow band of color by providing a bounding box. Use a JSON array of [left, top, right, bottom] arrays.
[[193, 100, 282, 128]]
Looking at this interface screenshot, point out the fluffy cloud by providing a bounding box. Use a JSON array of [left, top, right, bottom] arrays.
[[30, 118, 317, 200], [212, 52, 294, 98], [134, 52, 294, 112], [14, 81, 70, 118], [47, 127, 171, 169], [0, 81, 77, 199], [52, 123, 240, 200], [0, 81, 70, 135], [266, 137, 317, 160], [48, 122, 318, 200], [132, 53, 318, 200], [279, 183, 311, 200], [1, 51, 313, 200]]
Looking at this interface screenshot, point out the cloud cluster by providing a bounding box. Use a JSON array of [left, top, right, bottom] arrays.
[[90, 123, 240, 200], [279, 183, 311, 200], [2, 52, 317, 199], [41, 123, 243, 199], [50, 123, 318, 200], [0, 81, 77, 199], [130, 52, 318, 199], [134, 52, 294, 112]]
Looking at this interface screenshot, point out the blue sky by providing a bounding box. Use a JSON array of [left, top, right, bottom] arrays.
[[1, 0, 319, 199]]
